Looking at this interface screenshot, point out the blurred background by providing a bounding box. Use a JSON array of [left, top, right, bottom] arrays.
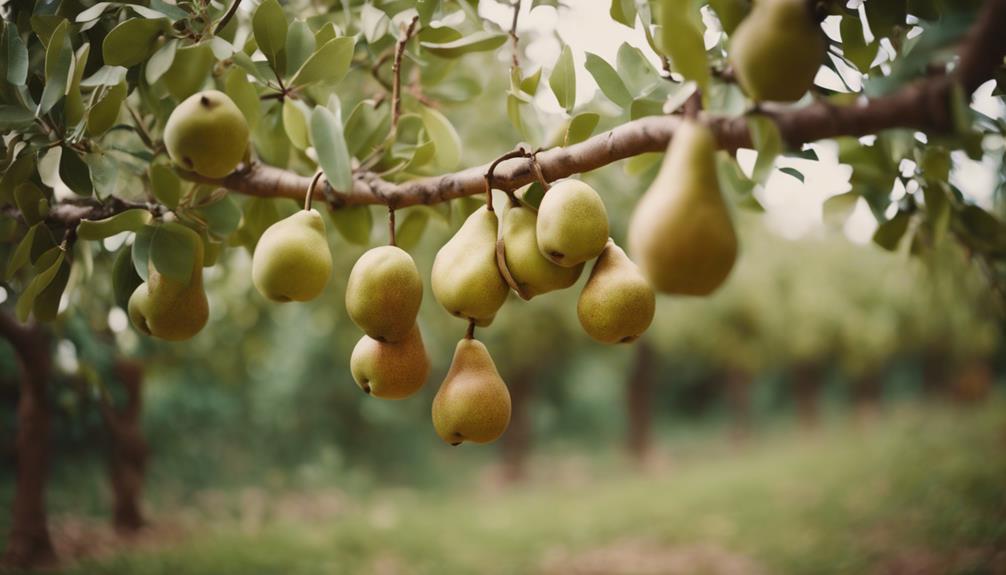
[[2, 2, 1005, 574]]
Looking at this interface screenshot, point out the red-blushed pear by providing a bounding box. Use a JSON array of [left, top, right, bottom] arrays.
[[729, 0, 825, 102], [350, 325, 430, 399], [164, 90, 249, 178], [577, 240, 655, 344], [628, 120, 738, 295], [346, 245, 423, 343], [432, 338, 511, 446], [535, 179, 610, 268], [252, 209, 333, 302]]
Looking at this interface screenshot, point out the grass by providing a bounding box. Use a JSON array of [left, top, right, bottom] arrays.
[[15, 399, 1006, 574]]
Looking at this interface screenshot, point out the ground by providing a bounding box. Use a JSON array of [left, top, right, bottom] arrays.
[[5, 399, 1006, 574]]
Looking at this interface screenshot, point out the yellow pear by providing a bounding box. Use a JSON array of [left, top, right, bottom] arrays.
[[431, 206, 508, 325], [127, 226, 209, 341], [252, 209, 333, 302], [577, 240, 655, 344], [629, 120, 737, 295], [346, 245, 422, 342], [350, 324, 430, 399], [536, 179, 609, 267], [432, 338, 511, 445], [164, 90, 249, 178], [729, 0, 825, 102], [502, 202, 583, 298]]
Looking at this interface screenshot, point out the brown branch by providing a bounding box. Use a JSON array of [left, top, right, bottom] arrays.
[[509, 0, 521, 70], [391, 16, 420, 131]]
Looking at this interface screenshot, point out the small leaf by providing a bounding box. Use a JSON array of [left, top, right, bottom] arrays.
[[778, 167, 804, 182], [86, 81, 127, 136], [329, 205, 372, 245], [59, 147, 93, 196], [65, 44, 91, 127], [5, 21, 29, 86], [224, 68, 261, 131], [161, 42, 214, 100], [16, 249, 65, 322], [656, 0, 710, 91], [195, 194, 242, 237], [112, 244, 143, 309], [38, 20, 73, 115], [145, 38, 177, 84], [150, 222, 199, 284], [344, 99, 390, 158], [282, 98, 310, 149], [519, 67, 542, 95], [76, 209, 152, 241], [5, 224, 38, 280], [584, 52, 632, 108], [420, 31, 507, 58], [290, 36, 354, 88], [285, 20, 315, 75], [81, 65, 127, 87], [873, 211, 911, 251], [32, 254, 70, 322], [617, 43, 659, 96], [564, 112, 599, 146], [420, 106, 461, 170], [310, 104, 353, 193], [395, 208, 429, 250], [747, 115, 781, 184], [132, 226, 154, 281], [149, 163, 182, 208], [610, 0, 637, 27], [253, 0, 288, 64], [0, 106, 36, 130], [549, 44, 576, 113], [84, 151, 117, 198], [102, 18, 167, 67], [840, 14, 877, 73], [361, 4, 390, 44], [517, 182, 546, 210]]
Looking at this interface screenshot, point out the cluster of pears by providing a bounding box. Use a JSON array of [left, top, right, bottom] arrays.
[[728, 0, 826, 102], [128, 223, 209, 341]]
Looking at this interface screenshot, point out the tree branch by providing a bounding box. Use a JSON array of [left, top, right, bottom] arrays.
[[391, 16, 420, 131]]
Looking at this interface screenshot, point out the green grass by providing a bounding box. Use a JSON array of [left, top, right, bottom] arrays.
[[22, 400, 1006, 574]]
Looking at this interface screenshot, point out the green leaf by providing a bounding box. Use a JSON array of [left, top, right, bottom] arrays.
[[840, 14, 877, 73], [234, 197, 282, 251], [360, 4, 390, 44], [779, 167, 804, 182], [65, 44, 91, 127], [84, 151, 117, 198], [285, 20, 316, 75], [81, 65, 127, 87], [112, 245, 143, 309], [38, 20, 72, 115], [584, 52, 632, 108], [629, 97, 664, 119], [420, 31, 507, 58], [344, 99, 390, 158], [195, 194, 242, 237], [149, 163, 182, 208], [76, 209, 152, 241], [253, 0, 288, 65], [549, 44, 576, 113], [517, 182, 546, 210], [564, 112, 599, 146], [310, 104, 353, 193], [16, 249, 65, 322], [282, 98, 310, 150], [519, 67, 542, 95], [150, 222, 199, 284], [624, 152, 662, 176], [290, 37, 354, 88], [162, 42, 214, 100], [132, 226, 154, 281], [329, 205, 372, 245], [507, 93, 526, 139], [610, 0, 637, 27], [395, 208, 429, 250], [747, 115, 781, 184], [656, 0, 709, 91], [1, 152, 36, 205], [102, 18, 167, 67], [86, 81, 127, 136], [145, 38, 177, 85], [420, 106, 462, 170], [0, 106, 36, 130], [224, 68, 261, 131], [617, 43, 658, 96], [873, 211, 911, 251], [5, 22, 29, 86], [4, 224, 38, 280], [417, 0, 439, 24], [59, 147, 93, 196], [32, 252, 69, 322]]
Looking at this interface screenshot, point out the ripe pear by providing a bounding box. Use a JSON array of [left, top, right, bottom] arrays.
[[252, 209, 333, 302], [432, 338, 511, 446], [346, 246, 422, 342], [729, 0, 825, 102], [164, 90, 249, 178], [350, 324, 430, 399], [127, 227, 209, 341], [577, 240, 655, 344], [536, 179, 609, 267], [502, 202, 583, 298], [431, 206, 508, 325], [628, 120, 738, 295]]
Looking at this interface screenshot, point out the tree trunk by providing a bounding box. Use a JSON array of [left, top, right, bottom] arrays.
[[0, 312, 56, 569], [853, 371, 882, 424], [793, 363, 822, 430], [625, 342, 655, 466], [500, 367, 534, 484], [725, 369, 752, 445], [103, 360, 149, 534]]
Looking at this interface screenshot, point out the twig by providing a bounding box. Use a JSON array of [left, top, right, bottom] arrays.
[[214, 0, 241, 35], [391, 16, 420, 131], [509, 0, 521, 70]]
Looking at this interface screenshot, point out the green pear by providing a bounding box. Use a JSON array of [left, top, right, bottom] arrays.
[[577, 240, 655, 344], [502, 202, 583, 298], [431, 206, 508, 325], [350, 324, 430, 399], [432, 338, 511, 445], [536, 179, 609, 267], [346, 245, 423, 342], [729, 0, 825, 102], [252, 209, 333, 302], [628, 120, 738, 295], [127, 226, 209, 341], [164, 90, 249, 178]]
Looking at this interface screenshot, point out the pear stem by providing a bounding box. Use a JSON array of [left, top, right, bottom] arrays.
[[465, 320, 475, 340], [388, 206, 397, 246], [527, 149, 551, 192], [484, 147, 528, 210], [305, 171, 324, 211]]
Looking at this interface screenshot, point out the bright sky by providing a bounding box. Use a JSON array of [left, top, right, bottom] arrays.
[[478, 2, 1005, 244]]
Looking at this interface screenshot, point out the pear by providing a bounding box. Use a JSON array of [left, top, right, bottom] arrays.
[[502, 202, 583, 298], [164, 90, 249, 178], [350, 324, 430, 399], [431, 206, 508, 325], [127, 226, 209, 341], [628, 120, 737, 295], [432, 338, 511, 445], [252, 209, 333, 302], [536, 179, 609, 267], [346, 245, 422, 342], [729, 0, 825, 102], [577, 240, 655, 344]]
